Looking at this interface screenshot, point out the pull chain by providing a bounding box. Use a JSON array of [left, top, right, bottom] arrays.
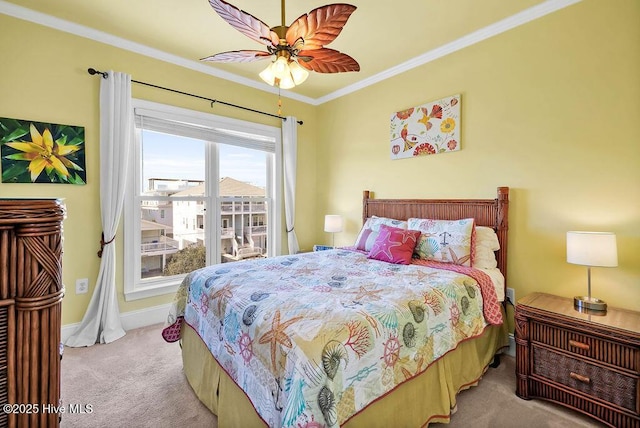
[[278, 86, 282, 116]]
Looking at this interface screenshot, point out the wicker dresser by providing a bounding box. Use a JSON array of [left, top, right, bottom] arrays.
[[0, 199, 66, 428], [515, 292, 640, 427]]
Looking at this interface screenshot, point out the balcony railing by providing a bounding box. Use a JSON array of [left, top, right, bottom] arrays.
[[220, 203, 267, 213], [221, 227, 235, 238], [141, 236, 180, 254], [220, 225, 267, 238], [248, 225, 266, 234]]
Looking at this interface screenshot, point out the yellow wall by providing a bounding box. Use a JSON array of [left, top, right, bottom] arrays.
[[316, 0, 640, 313], [0, 14, 317, 325], [1, 0, 638, 331]]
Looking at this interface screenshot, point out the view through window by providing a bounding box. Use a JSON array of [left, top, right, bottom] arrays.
[[139, 131, 269, 279], [125, 101, 280, 300]]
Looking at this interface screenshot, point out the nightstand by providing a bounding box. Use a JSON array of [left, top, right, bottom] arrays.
[[515, 292, 640, 427], [313, 245, 333, 252]]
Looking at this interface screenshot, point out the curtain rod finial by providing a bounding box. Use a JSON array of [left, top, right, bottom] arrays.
[[88, 68, 108, 79]]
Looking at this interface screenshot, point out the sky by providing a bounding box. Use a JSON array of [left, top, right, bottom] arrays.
[[141, 130, 267, 191]]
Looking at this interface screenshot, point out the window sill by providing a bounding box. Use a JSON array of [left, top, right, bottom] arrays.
[[124, 281, 180, 301]]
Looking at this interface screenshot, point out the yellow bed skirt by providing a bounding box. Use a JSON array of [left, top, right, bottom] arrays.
[[180, 310, 508, 428]]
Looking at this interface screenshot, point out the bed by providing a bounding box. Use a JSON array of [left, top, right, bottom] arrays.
[[163, 187, 510, 427]]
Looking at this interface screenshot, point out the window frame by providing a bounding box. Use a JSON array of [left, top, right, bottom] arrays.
[[124, 99, 282, 301]]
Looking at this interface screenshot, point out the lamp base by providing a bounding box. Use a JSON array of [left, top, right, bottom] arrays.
[[574, 295, 607, 313]]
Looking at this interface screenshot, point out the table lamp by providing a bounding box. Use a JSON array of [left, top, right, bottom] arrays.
[[566, 231, 618, 312], [324, 215, 343, 247]]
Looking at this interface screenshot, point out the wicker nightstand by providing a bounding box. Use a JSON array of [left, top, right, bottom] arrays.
[[515, 292, 640, 427]]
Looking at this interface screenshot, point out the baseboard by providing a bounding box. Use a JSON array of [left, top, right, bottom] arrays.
[[61, 303, 172, 343]]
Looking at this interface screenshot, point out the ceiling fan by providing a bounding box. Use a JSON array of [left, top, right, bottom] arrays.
[[201, 0, 360, 89]]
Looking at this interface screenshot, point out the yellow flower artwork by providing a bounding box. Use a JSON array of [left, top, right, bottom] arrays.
[[390, 94, 461, 160], [1, 117, 86, 184]]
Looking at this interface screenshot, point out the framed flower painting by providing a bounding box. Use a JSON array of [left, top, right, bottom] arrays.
[[390, 94, 461, 160], [0, 117, 86, 184]]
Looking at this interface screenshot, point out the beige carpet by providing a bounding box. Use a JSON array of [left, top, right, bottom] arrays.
[[61, 323, 603, 428]]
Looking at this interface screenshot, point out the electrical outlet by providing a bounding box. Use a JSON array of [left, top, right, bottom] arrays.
[[76, 278, 89, 294], [506, 287, 515, 304]]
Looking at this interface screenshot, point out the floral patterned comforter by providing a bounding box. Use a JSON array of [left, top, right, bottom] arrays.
[[163, 248, 502, 428]]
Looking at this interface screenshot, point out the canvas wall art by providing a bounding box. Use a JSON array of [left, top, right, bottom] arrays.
[[390, 94, 461, 160], [0, 117, 86, 184]]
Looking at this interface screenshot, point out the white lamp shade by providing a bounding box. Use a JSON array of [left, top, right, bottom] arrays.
[[259, 64, 276, 86], [566, 231, 618, 267], [288, 60, 309, 85], [324, 215, 343, 233], [272, 56, 289, 79], [278, 73, 296, 90]]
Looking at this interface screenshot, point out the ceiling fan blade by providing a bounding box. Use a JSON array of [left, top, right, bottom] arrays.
[[298, 48, 360, 73], [201, 50, 272, 63], [208, 0, 280, 47], [286, 4, 357, 50]]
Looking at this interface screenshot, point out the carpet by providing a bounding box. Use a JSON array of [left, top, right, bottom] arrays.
[[60, 323, 603, 427]]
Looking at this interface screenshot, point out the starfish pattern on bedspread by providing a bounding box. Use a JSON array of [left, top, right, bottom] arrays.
[[258, 309, 304, 371]]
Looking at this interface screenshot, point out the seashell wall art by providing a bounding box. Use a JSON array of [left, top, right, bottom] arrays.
[[389, 94, 461, 160]]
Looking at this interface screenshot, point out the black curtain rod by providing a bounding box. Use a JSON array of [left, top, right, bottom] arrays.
[[87, 68, 303, 125]]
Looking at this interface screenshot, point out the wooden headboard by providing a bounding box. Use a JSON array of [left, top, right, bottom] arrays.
[[362, 187, 509, 292]]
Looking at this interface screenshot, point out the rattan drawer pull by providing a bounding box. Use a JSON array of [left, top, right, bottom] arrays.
[[570, 372, 591, 384], [569, 340, 590, 351]]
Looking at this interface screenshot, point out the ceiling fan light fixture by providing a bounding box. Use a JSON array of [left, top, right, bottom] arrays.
[[272, 55, 290, 80], [259, 57, 308, 89], [288, 60, 309, 85], [278, 73, 296, 90], [259, 64, 277, 86]]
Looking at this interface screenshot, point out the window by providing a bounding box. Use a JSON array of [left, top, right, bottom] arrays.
[[124, 100, 282, 301]]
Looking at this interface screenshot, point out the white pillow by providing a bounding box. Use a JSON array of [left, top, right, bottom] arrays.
[[475, 226, 500, 251], [473, 226, 500, 269], [473, 246, 498, 269]]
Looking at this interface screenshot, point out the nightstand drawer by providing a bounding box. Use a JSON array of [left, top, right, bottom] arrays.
[[533, 346, 638, 413], [530, 320, 638, 371]]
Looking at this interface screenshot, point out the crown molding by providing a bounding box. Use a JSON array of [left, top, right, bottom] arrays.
[[316, 0, 582, 104], [0, 0, 315, 105], [1, 0, 581, 106]]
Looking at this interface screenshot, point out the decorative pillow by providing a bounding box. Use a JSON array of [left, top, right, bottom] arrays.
[[368, 225, 421, 265], [408, 218, 475, 266], [355, 216, 408, 252]]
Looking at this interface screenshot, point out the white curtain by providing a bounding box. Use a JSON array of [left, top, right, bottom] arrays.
[[282, 116, 299, 254], [66, 71, 133, 347]]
